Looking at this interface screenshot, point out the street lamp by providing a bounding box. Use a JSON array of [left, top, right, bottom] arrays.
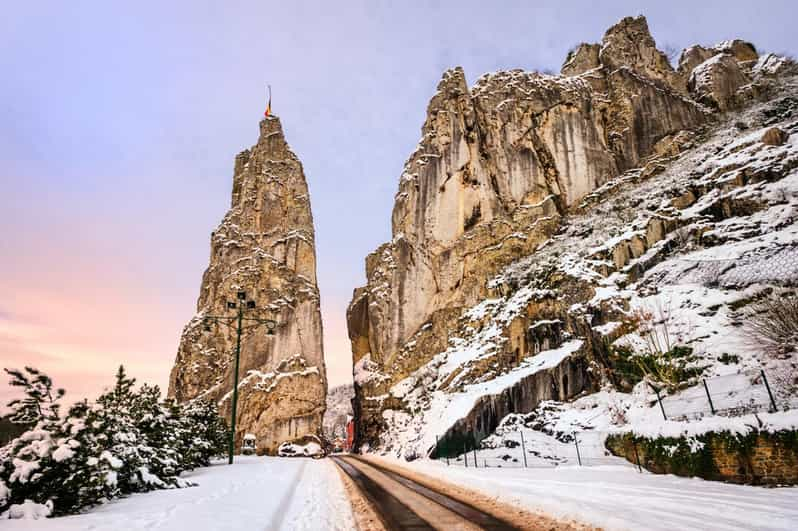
[[201, 290, 277, 464]]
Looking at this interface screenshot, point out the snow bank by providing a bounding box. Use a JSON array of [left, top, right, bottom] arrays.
[[395, 457, 798, 531], [1, 457, 353, 530], [2, 500, 53, 520]]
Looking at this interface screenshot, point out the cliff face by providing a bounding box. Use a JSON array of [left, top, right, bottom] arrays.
[[169, 116, 326, 455], [348, 15, 793, 456]]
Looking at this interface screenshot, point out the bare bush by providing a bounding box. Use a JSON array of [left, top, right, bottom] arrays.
[[616, 304, 702, 390], [662, 43, 680, 67], [606, 396, 629, 426], [743, 292, 798, 357]]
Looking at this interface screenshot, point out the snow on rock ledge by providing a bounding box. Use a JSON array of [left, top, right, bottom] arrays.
[[168, 116, 327, 455]]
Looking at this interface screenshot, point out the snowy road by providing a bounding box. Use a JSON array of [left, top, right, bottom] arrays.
[[4, 456, 355, 530], [396, 458, 798, 531], [331, 455, 514, 530]]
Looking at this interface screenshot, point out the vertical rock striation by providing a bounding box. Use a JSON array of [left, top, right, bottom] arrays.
[[348, 15, 772, 454], [169, 116, 327, 455]]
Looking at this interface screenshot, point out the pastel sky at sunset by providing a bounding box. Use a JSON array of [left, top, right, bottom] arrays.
[[2, 1, 797, 409]]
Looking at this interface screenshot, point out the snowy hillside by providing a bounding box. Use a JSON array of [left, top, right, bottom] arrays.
[[323, 384, 354, 439], [371, 73, 798, 461]]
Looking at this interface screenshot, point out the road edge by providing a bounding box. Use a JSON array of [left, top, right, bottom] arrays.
[[357, 455, 598, 531], [334, 458, 388, 531]]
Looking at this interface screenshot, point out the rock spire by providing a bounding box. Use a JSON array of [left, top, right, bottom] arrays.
[[169, 116, 326, 455]]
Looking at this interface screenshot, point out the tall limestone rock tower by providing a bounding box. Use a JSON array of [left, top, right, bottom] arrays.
[[169, 115, 327, 455], [347, 16, 712, 452]]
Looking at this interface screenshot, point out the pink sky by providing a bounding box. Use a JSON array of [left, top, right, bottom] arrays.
[[3, 1, 797, 410]]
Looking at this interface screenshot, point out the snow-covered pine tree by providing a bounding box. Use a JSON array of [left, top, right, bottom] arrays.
[[0, 366, 111, 516], [91, 365, 189, 493], [89, 365, 145, 495], [178, 399, 228, 468], [0, 399, 116, 516], [3, 367, 64, 425], [1, 365, 230, 517], [129, 383, 188, 487]]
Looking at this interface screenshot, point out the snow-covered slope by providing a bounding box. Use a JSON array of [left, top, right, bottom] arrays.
[[369, 73, 798, 459], [323, 384, 354, 439]]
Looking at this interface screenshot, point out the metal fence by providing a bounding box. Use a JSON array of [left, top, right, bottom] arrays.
[[432, 368, 796, 470], [435, 429, 624, 470], [655, 368, 797, 421]]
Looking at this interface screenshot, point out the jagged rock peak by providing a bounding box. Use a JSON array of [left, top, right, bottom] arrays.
[[599, 15, 683, 88], [169, 114, 327, 455], [560, 15, 684, 92], [348, 13, 793, 454]]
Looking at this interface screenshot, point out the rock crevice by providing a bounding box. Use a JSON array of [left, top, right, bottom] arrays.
[[169, 116, 326, 455], [348, 14, 780, 453]]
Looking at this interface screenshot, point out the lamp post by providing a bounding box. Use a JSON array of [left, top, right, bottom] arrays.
[[201, 290, 277, 464]]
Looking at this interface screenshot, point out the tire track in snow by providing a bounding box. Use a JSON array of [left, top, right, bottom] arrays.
[[280, 459, 357, 530], [266, 459, 308, 531], [333, 455, 516, 530]]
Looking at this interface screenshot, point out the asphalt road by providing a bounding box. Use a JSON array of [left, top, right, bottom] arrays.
[[331, 455, 516, 530]]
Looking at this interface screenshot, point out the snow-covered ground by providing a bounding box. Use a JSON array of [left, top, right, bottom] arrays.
[[395, 457, 798, 531], [3, 457, 354, 530]]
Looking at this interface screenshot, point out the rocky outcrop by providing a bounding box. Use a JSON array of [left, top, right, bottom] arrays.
[[761, 126, 789, 146], [678, 40, 759, 79], [169, 116, 326, 455], [598, 16, 686, 93], [348, 14, 784, 455], [688, 54, 751, 111], [561, 43, 600, 77]]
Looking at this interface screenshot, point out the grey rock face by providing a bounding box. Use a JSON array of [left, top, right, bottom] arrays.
[[348, 14, 784, 453], [169, 116, 326, 455], [689, 54, 751, 111]]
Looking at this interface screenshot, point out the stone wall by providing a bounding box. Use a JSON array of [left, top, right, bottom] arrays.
[[606, 430, 798, 485]]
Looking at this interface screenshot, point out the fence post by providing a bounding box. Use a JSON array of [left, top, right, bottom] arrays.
[[702, 379, 716, 415], [761, 369, 778, 412], [649, 382, 667, 420], [473, 435, 479, 469], [519, 430, 528, 468], [573, 432, 582, 466], [464, 442, 468, 468], [445, 437, 450, 466], [437, 435, 450, 465], [632, 437, 642, 473]]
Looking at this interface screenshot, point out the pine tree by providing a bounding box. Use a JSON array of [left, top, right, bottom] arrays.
[[0, 399, 116, 516], [1, 365, 230, 517], [129, 383, 185, 487], [4, 367, 64, 424], [178, 399, 228, 468], [92, 365, 155, 493]]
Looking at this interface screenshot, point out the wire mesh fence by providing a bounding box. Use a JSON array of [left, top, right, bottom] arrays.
[[435, 429, 626, 470], [432, 367, 795, 471], [656, 368, 795, 421]]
